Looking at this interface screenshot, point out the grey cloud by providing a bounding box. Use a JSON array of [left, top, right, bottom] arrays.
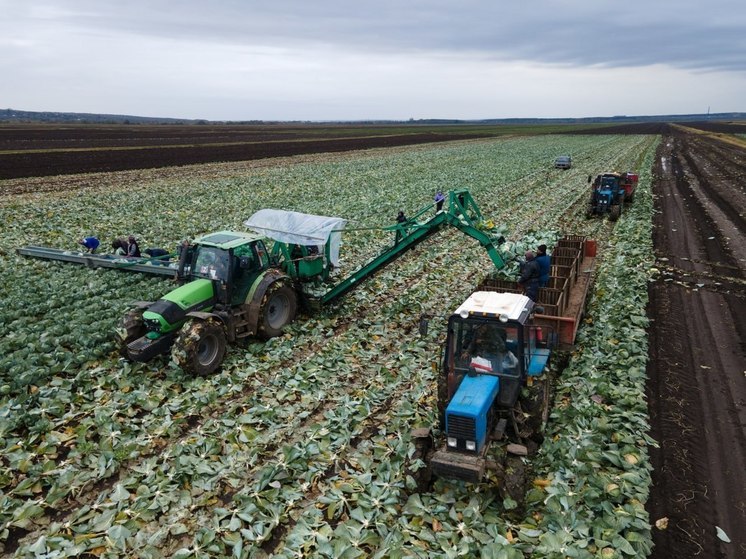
[[19, 0, 746, 72]]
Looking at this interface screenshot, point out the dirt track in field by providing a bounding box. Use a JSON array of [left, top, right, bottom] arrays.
[[646, 126, 746, 559]]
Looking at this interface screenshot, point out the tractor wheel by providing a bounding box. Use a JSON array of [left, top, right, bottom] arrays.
[[116, 308, 146, 359], [171, 319, 227, 376], [610, 204, 621, 221], [257, 283, 298, 340], [586, 204, 595, 219]]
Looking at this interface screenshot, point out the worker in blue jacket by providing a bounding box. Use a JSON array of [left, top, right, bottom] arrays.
[[536, 244, 551, 287], [78, 236, 100, 253]]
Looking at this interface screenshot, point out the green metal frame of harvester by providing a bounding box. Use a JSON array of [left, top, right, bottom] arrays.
[[18, 189, 512, 375]]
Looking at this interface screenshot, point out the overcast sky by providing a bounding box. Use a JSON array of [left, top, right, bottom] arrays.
[[2, 0, 745, 121]]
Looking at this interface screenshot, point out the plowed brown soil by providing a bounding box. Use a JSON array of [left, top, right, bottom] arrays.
[[646, 127, 746, 559], [0, 125, 488, 179]]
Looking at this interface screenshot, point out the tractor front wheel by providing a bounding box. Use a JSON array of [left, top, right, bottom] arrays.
[[171, 319, 227, 376], [610, 204, 621, 221], [258, 283, 298, 339], [116, 308, 146, 360]]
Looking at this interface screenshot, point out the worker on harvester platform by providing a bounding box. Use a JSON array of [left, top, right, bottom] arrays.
[[144, 248, 169, 258], [78, 236, 100, 253], [111, 239, 128, 256], [394, 211, 408, 244], [127, 235, 141, 258], [434, 190, 445, 211], [518, 250, 541, 301]]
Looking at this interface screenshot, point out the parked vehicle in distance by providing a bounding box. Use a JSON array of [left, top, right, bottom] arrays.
[[554, 155, 572, 169]]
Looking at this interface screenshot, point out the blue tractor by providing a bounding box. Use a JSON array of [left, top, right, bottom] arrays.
[[587, 172, 626, 221], [413, 292, 553, 487]]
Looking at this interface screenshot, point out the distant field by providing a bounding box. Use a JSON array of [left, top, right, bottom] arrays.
[[1, 121, 742, 180], [0, 122, 610, 179]]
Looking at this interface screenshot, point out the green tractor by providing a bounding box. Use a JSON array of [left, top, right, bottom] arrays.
[[117, 211, 346, 375]]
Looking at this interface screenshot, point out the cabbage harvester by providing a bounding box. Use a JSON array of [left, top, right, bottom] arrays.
[[18, 189, 514, 375]]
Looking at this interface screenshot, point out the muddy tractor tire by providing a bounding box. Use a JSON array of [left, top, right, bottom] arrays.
[[116, 308, 146, 360], [610, 204, 621, 221], [171, 318, 227, 376], [257, 283, 298, 340]]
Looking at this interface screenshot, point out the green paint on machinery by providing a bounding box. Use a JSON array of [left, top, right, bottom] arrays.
[[18, 189, 511, 375]]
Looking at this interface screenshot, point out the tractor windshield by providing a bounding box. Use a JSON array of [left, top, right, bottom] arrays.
[[192, 246, 231, 282], [449, 319, 521, 379]]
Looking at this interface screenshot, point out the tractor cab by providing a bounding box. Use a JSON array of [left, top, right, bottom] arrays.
[[182, 231, 270, 305], [593, 172, 622, 194]]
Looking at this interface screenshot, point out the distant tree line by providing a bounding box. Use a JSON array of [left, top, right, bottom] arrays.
[[2, 108, 744, 126]]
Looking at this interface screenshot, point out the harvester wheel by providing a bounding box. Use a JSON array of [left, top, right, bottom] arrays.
[[257, 283, 298, 339], [115, 308, 146, 360], [172, 319, 227, 376]]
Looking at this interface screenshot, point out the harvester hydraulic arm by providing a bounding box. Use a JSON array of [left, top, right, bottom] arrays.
[[321, 189, 506, 305]]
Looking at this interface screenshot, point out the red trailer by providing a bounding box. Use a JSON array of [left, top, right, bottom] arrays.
[[619, 172, 639, 202]]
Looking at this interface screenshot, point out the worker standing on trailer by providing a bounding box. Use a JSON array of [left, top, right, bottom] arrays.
[[536, 244, 550, 287], [78, 236, 100, 253], [518, 250, 541, 301]]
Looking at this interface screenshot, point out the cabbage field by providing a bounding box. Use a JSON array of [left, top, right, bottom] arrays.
[[0, 133, 659, 558]]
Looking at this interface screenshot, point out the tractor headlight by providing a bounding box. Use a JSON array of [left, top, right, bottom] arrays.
[[144, 318, 161, 333], [466, 440, 476, 452], [447, 437, 458, 448]]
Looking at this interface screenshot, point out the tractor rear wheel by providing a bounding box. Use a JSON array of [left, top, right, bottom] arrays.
[[116, 308, 146, 360], [171, 319, 227, 375], [257, 283, 298, 339]]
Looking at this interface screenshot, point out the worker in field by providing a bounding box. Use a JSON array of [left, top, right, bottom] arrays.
[[518, 250, 541, 301], [111, 239, 128, 256], [434, 190, 445, 211], [144, 247, 169, 259], [536, 244, 551, 287], [394, 211, 408, 244], [78, 236, 100, 253], [126, 235, 141, 258], [144, 247, 170, 265]]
